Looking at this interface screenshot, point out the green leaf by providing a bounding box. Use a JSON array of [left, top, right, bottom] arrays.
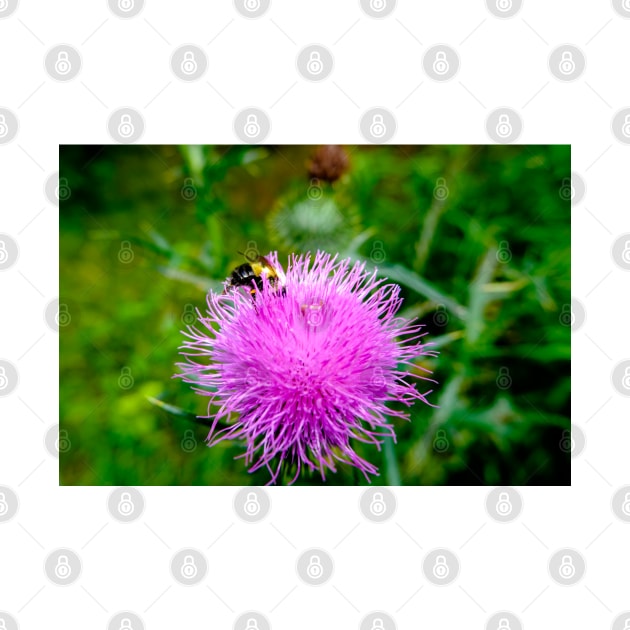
[[147, 397, 214, 428], [383, 437, 401, 486], [368, 261, 468, 320]]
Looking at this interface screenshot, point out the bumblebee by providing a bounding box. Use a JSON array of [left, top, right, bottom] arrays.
[[225, 254, 286, 298]]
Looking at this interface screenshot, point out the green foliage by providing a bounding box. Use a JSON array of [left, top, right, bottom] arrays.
[[59, 144, 570, 485], [268, 192, 360, 254]]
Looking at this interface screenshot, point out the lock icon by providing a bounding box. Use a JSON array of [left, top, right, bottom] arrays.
[[371, 367, 386, 389], [622, 115, 630, 138], [624, 620, 630, 630], [244, 0, 261, 10], [371, 619, 385, 630], [621, 492, 630, 516], [118, 491, 135, 515], [622, 241, 630, 264], [181, 304, 196, 325], [119, 619, 133, 630], [559, 304, 573, 327], [0, 619, 6, 630], [118, 0, 134, 11], [181, 555, 198, 579], [432, 51, 449, 75], [244, 114, 261, 138], [181, 51, 198, 75], [0, 0, 8, 10], [118, 114, 135, 138], [369, 0, 386, 11], [370, 114, 386, 138], [181, 429, 197, 452], [559, 51, 575, 75], [433, 305, 448, 326], [244, 492, 261, 515], [496, 492, 512, 516], [307, 554, 323, 579], [0, 114, 8, 138], [57, 429, 71, 453], [496, 114, 512, 138], [55, 51, 72, 75], [57, 303, 71, 327], [623, 366, 630, 389], [244, 240, 258, 261], [369, 240, 386, 264], [559, 177, 573, 201], [246, 620, 259, 630], [432, 555, 449, 579], [497, 241, 511, 263], [624, 0, 630, 10], [0, 366, 8, 390], [0, 492, 8, 515], [181, 177, 196, 200], [434, 177, 448, 200], [119, 366, 134, 389], [497, 619, 511, 630], [54, 554, 72, 579], [307, 51, 323, 75], [56, 177, 71, 201], [0, 241, 7, 264], [369, 492, 386, 516], [496, 0, 512, 11], [118, 240, 134, 263], [558, 555, 575, 579], [559, 429, 573, 453], [307, 178, 323, 200], [497, 366, 511, 389], [433, 429, 449, 452]]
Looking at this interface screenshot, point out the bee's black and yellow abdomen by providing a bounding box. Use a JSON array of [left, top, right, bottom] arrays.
[[225, 255, 284, 300], [227, 263, 264, 293]]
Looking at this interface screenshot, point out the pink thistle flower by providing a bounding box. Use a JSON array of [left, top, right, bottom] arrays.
[[176, 251, 437, 485]]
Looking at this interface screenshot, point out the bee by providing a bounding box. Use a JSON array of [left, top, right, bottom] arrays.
[[224, 254, 286, 298]]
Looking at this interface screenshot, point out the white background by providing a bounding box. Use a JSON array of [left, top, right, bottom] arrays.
[[1, 0, 629, 628]]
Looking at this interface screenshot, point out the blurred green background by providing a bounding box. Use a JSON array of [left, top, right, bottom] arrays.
[[60, 144, 571, 486]]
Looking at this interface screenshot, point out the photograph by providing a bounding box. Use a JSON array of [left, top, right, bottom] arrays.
[[59, 143, 570, 486], [4, 2, 628, 627]]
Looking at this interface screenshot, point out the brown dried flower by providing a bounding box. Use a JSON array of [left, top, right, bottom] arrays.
[[307, 145, 350, 183]]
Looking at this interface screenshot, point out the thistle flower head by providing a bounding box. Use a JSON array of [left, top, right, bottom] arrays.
[[307, 144, 350, 183], [268, 194, 359, 254], [177, 251, 437, 484]]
